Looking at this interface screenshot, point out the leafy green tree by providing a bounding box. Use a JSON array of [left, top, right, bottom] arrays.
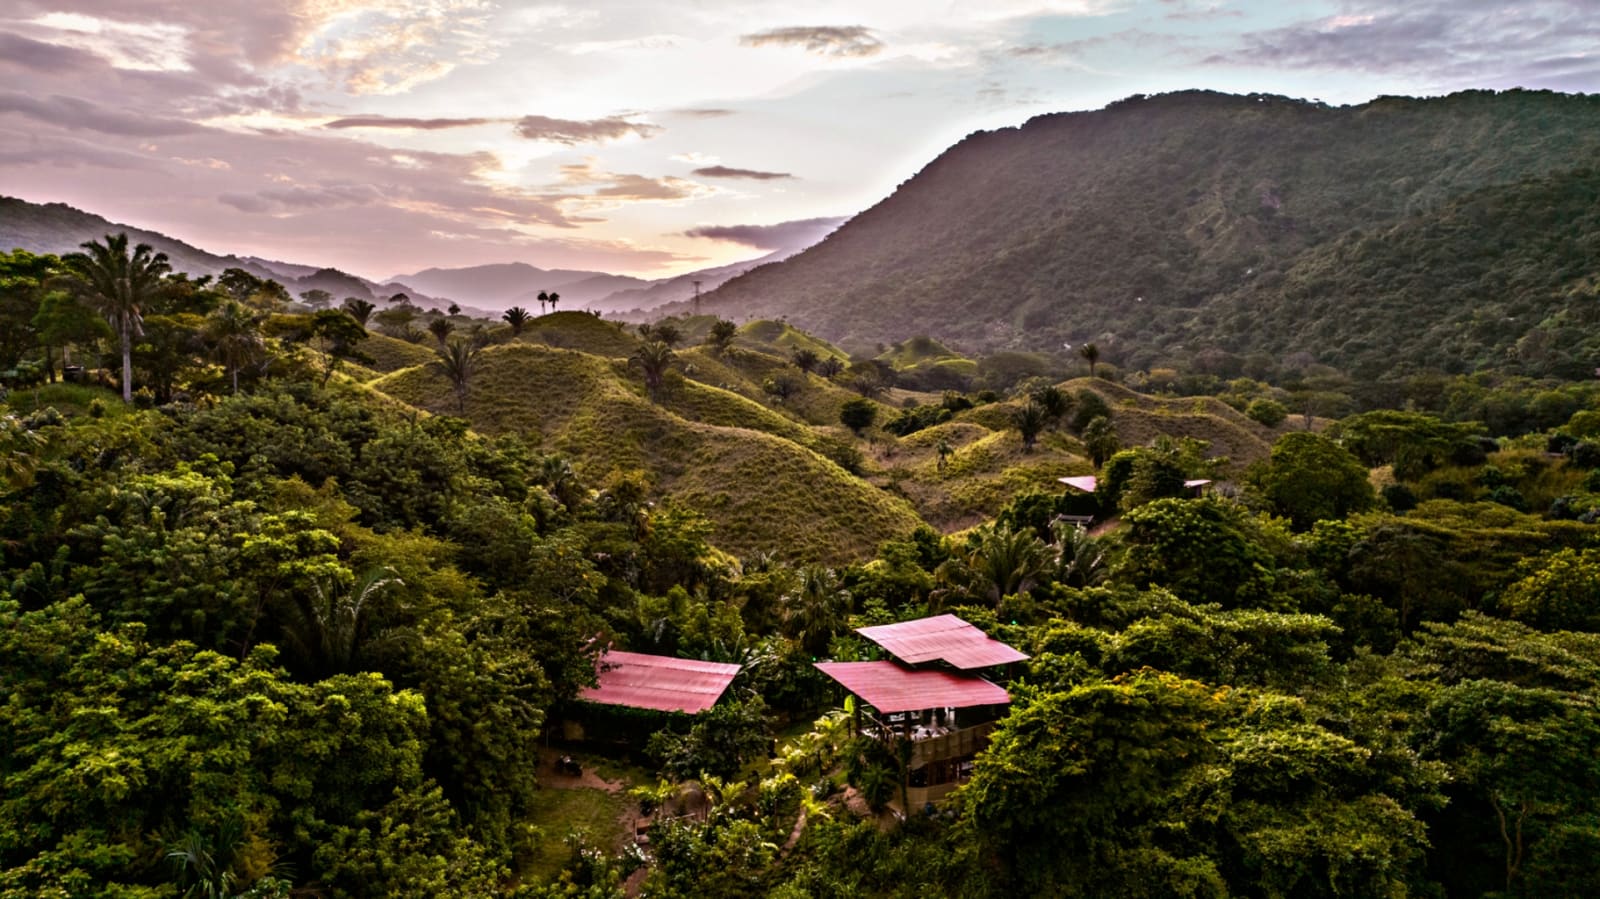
[[1030, 383, 1072, 427], [204, 299, 264, 394], [1070, 388, 1112, 432], [1249, 431, 1375, 530], [299, 288, 333, 311], [432, 337, 481, 415], [839, 397, 877, 435], [33, 284, 111, 382], [1245, 397, 1288, 426], [307, 308, 371, 387], [791, 348, 820, 373], [631, 340, 676, 401], [501, 305, 531, 335], [1116, 497, 1280, 609], [0, 250, 56, 376], [967, 670, 1227, 895], [58, 233, 172, 402], [1500, 547, 1600, 632]]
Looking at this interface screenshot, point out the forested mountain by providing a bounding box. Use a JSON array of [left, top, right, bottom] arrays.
[[693, 89, 1600, 374]]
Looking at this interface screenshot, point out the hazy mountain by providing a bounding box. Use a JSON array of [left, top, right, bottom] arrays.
[[687, 89, 1600, 372], [0, 196, 280, 283], [596, 248, 794, 316]]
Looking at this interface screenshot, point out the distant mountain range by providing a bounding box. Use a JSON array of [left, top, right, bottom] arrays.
[[685, 88, 1600, 379], [0, 195, 840, 318]]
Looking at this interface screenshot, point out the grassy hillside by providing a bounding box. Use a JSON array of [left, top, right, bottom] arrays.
[[370, 344, 922, 561], [690, 90, 1600, 372], [519, 311, 641, 357]]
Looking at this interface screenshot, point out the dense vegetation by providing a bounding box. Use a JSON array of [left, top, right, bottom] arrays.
[[7, 157, 1600, 897], [693, 89, 1600, 380]]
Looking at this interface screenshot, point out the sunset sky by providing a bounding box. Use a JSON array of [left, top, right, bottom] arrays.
[[2, 1, 1595, 281]]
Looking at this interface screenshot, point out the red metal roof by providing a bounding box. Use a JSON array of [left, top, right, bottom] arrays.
[[856, 614, 1029, 670], [1058, 475, 1211, 492], [814, 661, 1010, 713], [578, 650, 741, 714]]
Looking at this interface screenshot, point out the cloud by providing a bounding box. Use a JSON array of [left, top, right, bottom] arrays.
[[0, 31, 103, 71], [0, 91, 200, 136], [740, 25, 884, 58], [514, 114, 662, 144], [691, 165, 793, 181], [684, 216, 846, 251], [671, 108, 737, 118], [557, 160, 704, 202], [325, 114, 497, 130], [1203, 1, 1600, 85]]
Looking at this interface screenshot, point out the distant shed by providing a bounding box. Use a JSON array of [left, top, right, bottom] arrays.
[[577, 650, 741, 715]]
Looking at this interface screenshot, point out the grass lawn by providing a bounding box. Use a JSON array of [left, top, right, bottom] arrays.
[[521, 786, 629, 882]]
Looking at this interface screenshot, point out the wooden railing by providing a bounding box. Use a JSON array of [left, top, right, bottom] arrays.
[[908, 720, 997, 769]]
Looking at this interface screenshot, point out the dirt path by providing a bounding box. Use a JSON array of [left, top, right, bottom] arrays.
[[542, 752, 626, 793]]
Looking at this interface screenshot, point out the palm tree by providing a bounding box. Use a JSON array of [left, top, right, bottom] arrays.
[[502, 306, 531, 335], [1051, 518, 1107, 588], [427, 317, 454, 347], [203, 299, 263, 394], [342, 297, 376, 327], [1079, 342, 1101, 378], [1031, 384, 1072, 428], [547, 291, 560, 312], [1013, 400, 1048, 452], [781, 565, 850, 656], [967, 523, 1049, 604], [630, 340, 675, 401], [537, 290, 549, 314], [706, 319, 737, 353], [278, 567, 405, 678], [58, 232, 171, 402], [432, 337, 480, 414], [1082, 415, 1119, 467]]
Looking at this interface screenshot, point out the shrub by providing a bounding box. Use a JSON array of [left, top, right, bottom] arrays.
[[1245, 398, 1288, 427]]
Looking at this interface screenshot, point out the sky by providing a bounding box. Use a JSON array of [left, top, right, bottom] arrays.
[[2, 0, 1596, 282]]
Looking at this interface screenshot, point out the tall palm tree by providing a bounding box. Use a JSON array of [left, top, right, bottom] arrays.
[[502, 306, 531, 335], [781, 565, 851, 656], [1013, 400, 1048, 452], [432, 336, 480, 414], [630, 339, 676, 401], [537, 290, 549, 314], [58, 233, 171, 402], [546, 291, 560, 312], [1079, 343, 1101, 378], [203, 299, 263, 394], [278, 567, 404, 678]]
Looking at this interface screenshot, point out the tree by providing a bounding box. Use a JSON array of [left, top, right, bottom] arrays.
[[342, 297, 376, 327], [299, 288, 333, 311], [781, 566, 850, 656], [1079, 342, 1101, 377], [58, 233, 171, 402], [1082, 415, 1119, 467], [1249, 432, 1375, 530], [447, 302, 460, 316], [707, 319, 737, 352], [308, 308, 371, 387], [204, 299, 264, 394], [501, 306, 531, 335], [791, 348, 820, 373], [536, 290, 548, 314], [1500, 548, 1600, 632], [547, 291, 560, 312], [1013, 400, 1048, 452], [1031, 384, 1072, 428], [427, 317, 455, 347], [839, 397, 877, 435], [433, 337, 481, 415], [631, 340, 676, 401]]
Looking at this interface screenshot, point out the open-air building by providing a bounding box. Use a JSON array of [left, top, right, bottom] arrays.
[[815, 614, 1028, 807], [563, 648, 742, 742]]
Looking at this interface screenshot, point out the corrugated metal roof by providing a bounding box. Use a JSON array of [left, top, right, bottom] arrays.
[[1058, 475, 1211, 492], [814, 661, 1010, 713], [578, 650, 741, 714], [856, 614, 1029, 670]]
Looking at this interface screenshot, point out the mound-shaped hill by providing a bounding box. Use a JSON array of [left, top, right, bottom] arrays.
[[361, 333, 440, 373], [370, 344, 922, 561], [686, 89, 1600, 371], [677, 345, 869, 430], [1068, 379, 1279, 469], [1185, 166, 1600, 380], [517, 312, 642, 357]]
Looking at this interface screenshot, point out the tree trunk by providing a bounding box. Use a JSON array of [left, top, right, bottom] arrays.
[[120, 324, 133, 403], [231, 363, 239, 395]]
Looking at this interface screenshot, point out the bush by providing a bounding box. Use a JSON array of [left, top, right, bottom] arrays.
[[1245, 398, 1288, 427], [839, 398, 877, 435]]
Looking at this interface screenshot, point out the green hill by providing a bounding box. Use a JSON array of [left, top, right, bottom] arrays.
[[370, 344, 922, 561], [692, 90, 1600, 376]]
